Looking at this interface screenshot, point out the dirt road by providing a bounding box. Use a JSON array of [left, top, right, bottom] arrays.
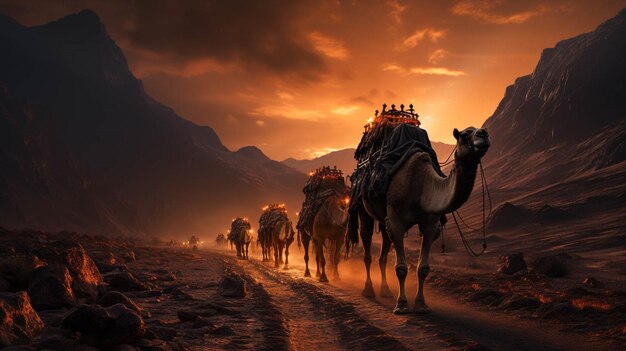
[[218, 247, 622, 351]]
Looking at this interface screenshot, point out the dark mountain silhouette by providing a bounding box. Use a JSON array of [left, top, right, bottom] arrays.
[[470, 8, 626, 263], [483, 8, 626, 190], [0, 10, 306, 236], [283, 142, 455, 176]]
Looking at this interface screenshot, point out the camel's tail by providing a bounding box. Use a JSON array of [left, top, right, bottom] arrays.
[[345, 206, 359, 257]]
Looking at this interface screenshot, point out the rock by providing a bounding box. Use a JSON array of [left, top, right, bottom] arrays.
[[57, 242, 103, 301], [536, 302, 572, 319], [0, 255, 45, 291], [582, 277, 598, 287], [31, 332, 80, 351], [177, 310, 198, 323], [122, 251, 136, 262], [90, 251, 116, 265], [145, 326, 177, 341], [500, 294, 540, 310], [106, 272, 149, 291], [497, 253, 527, 275], [192, 316, 215, 329], [468, 288, 502, 302], [218, 272, 246, 298], [158, 274, 176, 282], [28, 265, 76, 310], [98, 291, 141, 312], [0, 292, 45, 347], [136, 338, 186, 351], [210, 325, 235, 336], [533, 253, 573, 278], [62, 303, 145, 348]]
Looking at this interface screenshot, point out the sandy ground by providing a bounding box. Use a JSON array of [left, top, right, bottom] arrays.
[[122, 240, 624, 351]]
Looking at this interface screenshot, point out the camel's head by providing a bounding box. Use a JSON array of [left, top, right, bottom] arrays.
[[453, 127, 490, 161]]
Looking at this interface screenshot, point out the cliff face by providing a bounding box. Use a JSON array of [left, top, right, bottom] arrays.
[[0, 10, 306, 236], [482, 8, 626, 190]]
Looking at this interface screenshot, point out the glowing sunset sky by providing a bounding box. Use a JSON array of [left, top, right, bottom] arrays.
[[1, 0, 624, 159]]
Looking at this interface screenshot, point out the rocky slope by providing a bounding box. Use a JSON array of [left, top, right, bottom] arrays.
[[0, 10, 306, 236]]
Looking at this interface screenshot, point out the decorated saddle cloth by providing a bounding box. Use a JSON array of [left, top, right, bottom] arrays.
[[297, 188, 345, 234], [351, 123, 445, 205]]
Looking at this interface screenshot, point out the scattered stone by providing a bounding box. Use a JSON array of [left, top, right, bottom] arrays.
[[177, 310, 198, 323], [468, 288, 501, 302], [533, 253, 573, 278], [122, 251, 136, 263], [106, 272, 149, 292], [0, 292, 45, 347], [218, 272, 246, 298], [97, 263, 128, 274], [62, 303, 145, 348], [62, 244, 103, 301], [28, 265, 76, 310], [98, 291, 142, 312], [582, 277, 598, 287], [500, 294, 540, 310], [192, 316, 215, 329], [497, 253, 527, 275], [145, 326, 177, 341], [535, 302, 572, 319], [90, 251, 116, 265], [211, 325, 235, 336], [0, 255, 45, 291], [158, 274, 176, 282]]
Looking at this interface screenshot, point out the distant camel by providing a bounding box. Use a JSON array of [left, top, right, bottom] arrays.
[[271, 219, 295, 269], [231, 219, 252, 259], [351, 127, 490, 314]]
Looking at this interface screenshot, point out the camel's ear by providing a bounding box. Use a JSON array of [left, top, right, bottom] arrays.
[[453, 128, 461, 140]]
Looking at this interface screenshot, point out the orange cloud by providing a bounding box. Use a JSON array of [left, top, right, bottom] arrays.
[[451, 0, 549, 24], [429, 49, 449, 64], [383, 63, 465, 77], [308, 32, 349, 60], [399, 28, 446, 50], [332, 106, 360, 115], [387, 0, 407, 24]]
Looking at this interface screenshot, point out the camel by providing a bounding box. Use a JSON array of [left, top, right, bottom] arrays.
[[232, 220, 252, 259], [352, 126, 490, 314], [308, 194, 348, 282], [271, 219, 295, 269]]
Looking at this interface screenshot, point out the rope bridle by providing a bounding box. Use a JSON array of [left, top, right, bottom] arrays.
[[438, 133, 493, 257]]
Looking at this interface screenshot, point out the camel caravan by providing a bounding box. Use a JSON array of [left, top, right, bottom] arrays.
[[221, 103, 490, 315]]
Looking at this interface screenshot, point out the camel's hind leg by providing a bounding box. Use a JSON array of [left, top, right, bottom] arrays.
[[315, 239, 328, 282], [378, 223, 393, 298], [386, 212, 411, 315], [303, 235, 311, 277], [414, 217, 438, 314], [278, 242, 285, 264], [359, 210, 375, 297]]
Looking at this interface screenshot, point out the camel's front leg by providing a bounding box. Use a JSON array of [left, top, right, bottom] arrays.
[[414, 218, 438, 314], [315, 239, 328, 282], [278, 242, 285, 264], [387, 214, 410, 315], [378, 223, 393, 298]]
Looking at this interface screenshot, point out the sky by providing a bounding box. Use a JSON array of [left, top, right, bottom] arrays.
[[1, 0, 625, 160]]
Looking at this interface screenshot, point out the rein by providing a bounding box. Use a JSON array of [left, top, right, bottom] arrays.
[[448, 161, 493, 257]]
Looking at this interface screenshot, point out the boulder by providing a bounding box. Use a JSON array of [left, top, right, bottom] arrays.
[[27, 265, 76, 310], [0, 255, 45, 291], [177, 310, 198, 323], [218, 272, 246, 298], [145, 326, 177, 341], [497, 253, 527, 275], [97, 291, 141, 312], [63, 303, 145, 348], [533, 253, 573, 278], [0, 292, 45, 347], [106, 272, 149, 292], [90, 251, 116, 265], [57, 242, 103, 300]]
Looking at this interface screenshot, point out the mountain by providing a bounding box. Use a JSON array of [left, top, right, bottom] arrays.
[[483, 8, 626, 190], [0, 10, 306, 236], [469, 8, 626, 263], [283, 142, 456, 175]]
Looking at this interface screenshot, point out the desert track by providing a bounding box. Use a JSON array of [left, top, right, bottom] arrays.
[[212, 248, 622, 351]]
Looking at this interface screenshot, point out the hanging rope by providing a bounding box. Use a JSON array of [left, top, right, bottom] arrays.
[[451, 160, 493, 257], [438, 146, 457, 167]]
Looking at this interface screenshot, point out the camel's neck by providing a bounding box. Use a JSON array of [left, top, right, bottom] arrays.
[[420, 156, 479, 214], [321, 196, 348, 227]]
